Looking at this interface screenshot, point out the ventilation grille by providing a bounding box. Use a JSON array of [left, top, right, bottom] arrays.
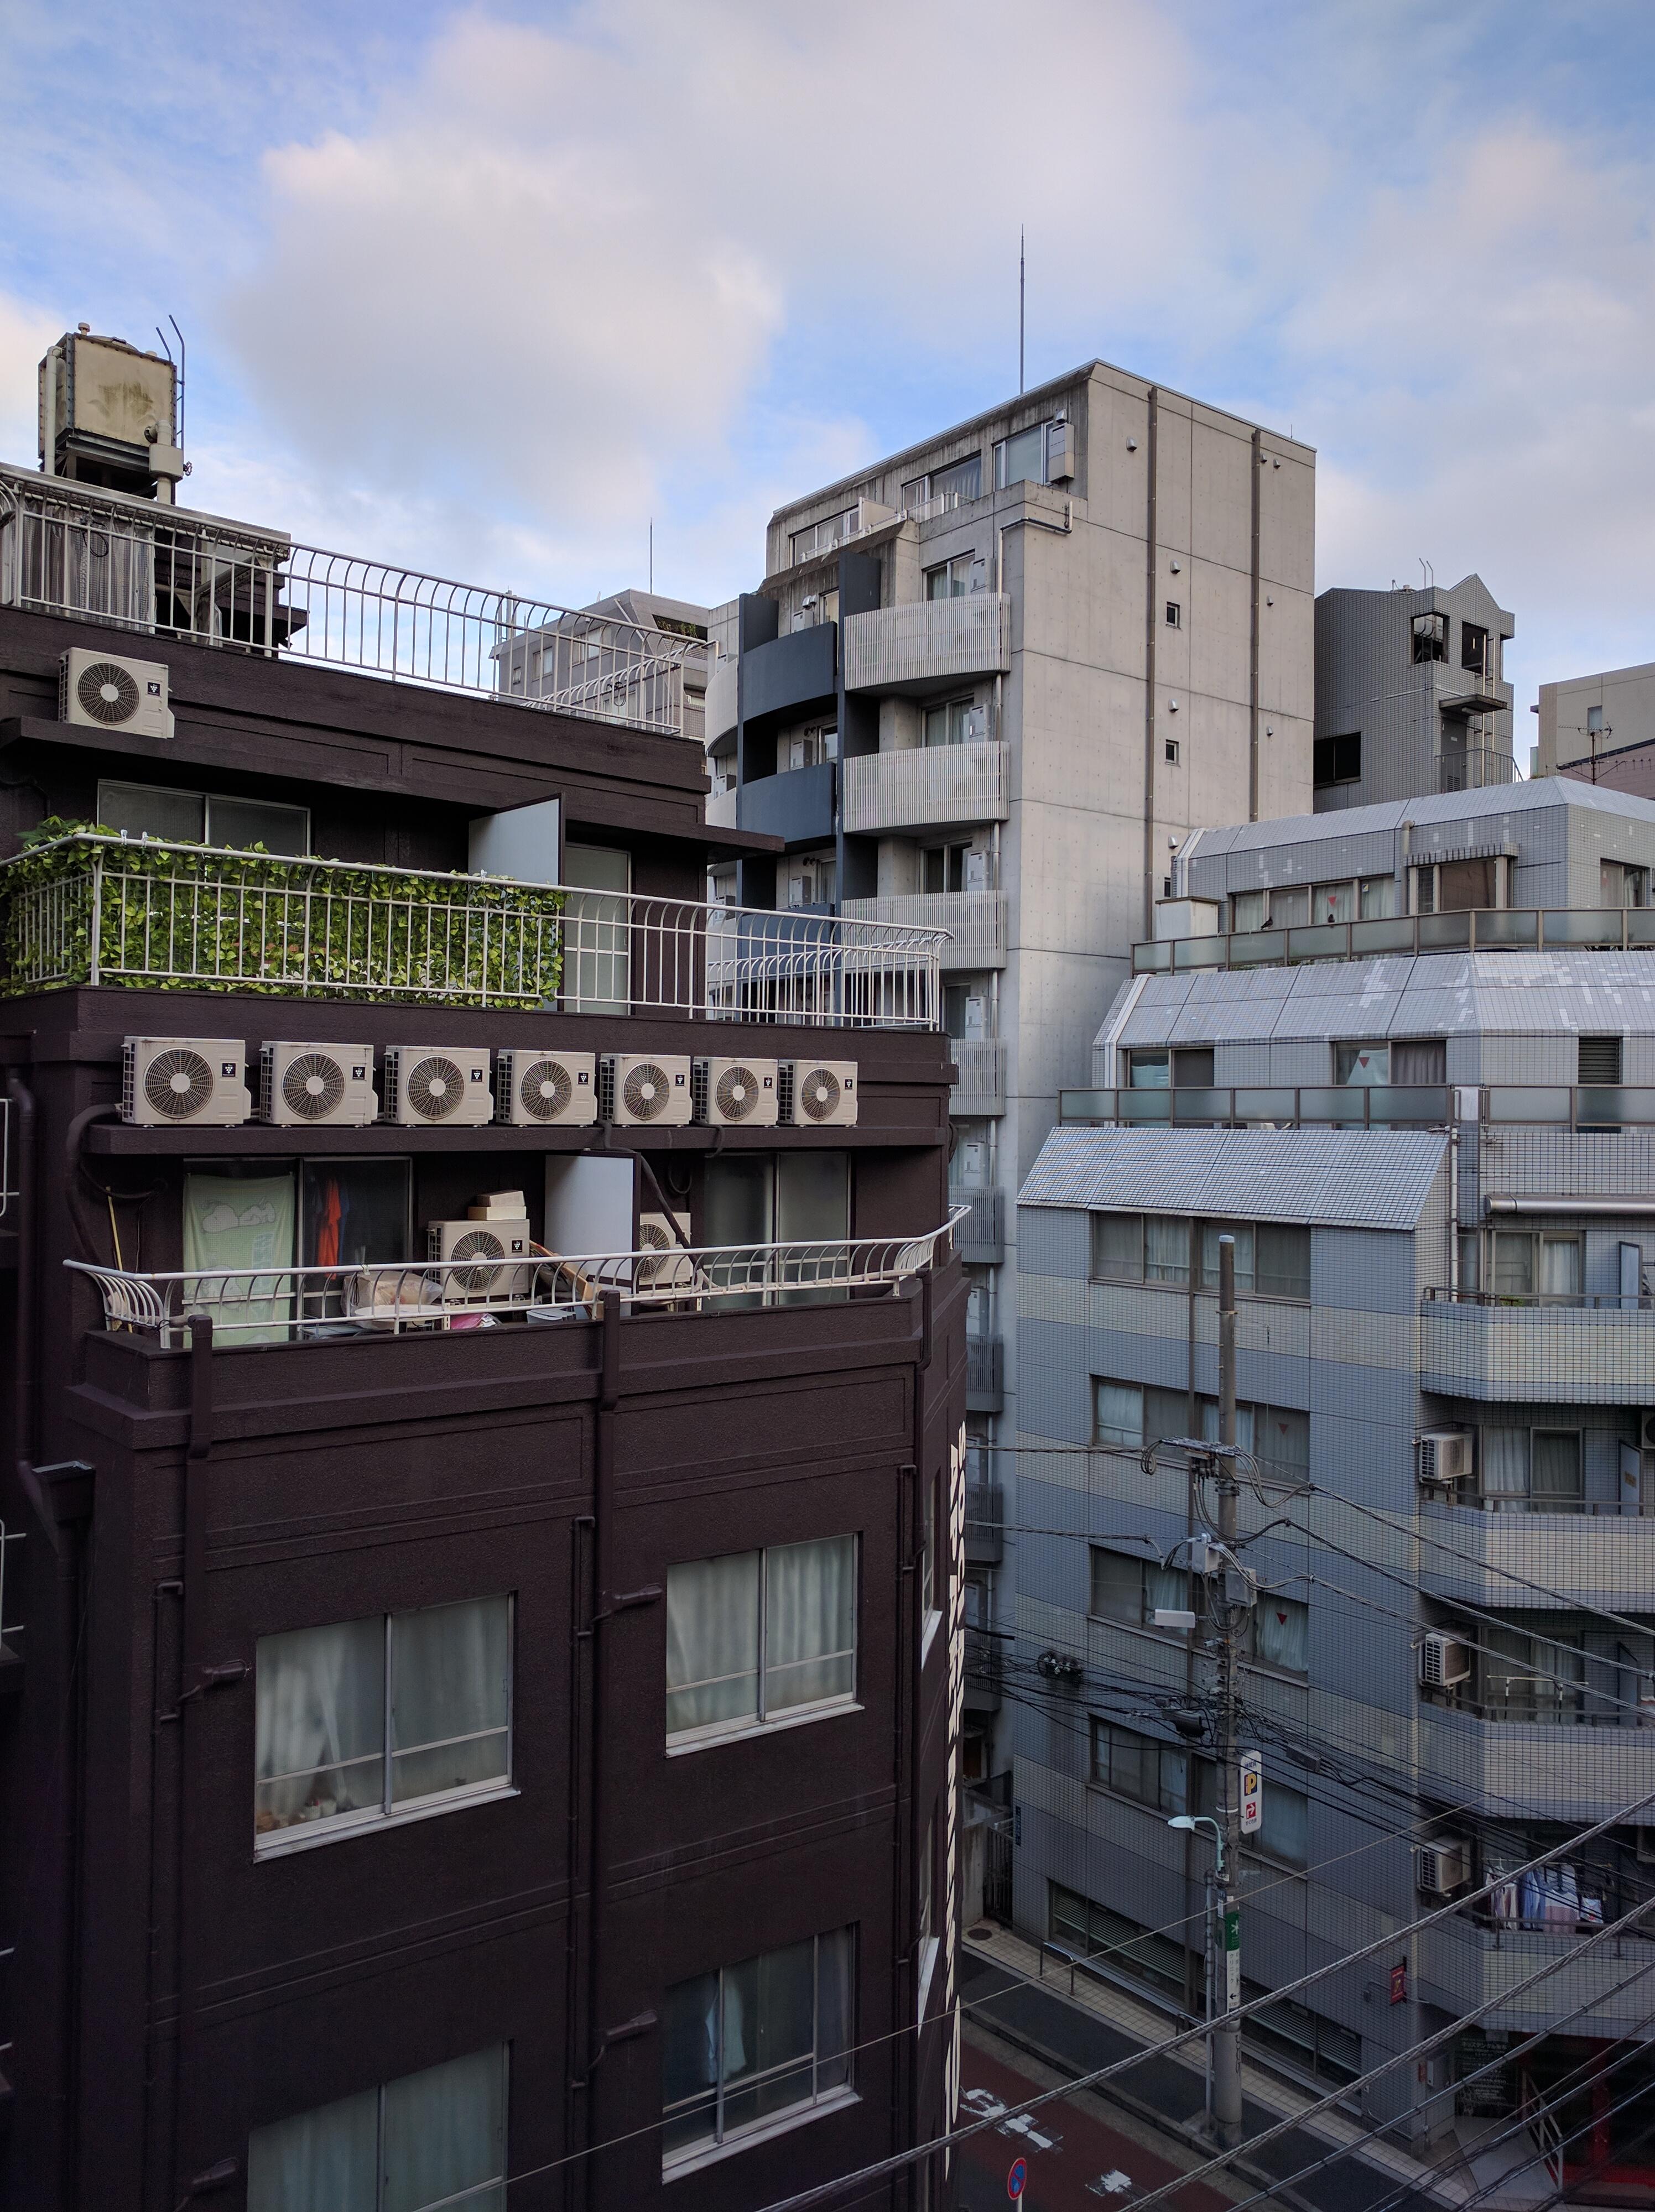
[[76, 658, 140, 726], [144, 1046, 213, 1119], [280, 1051, 347, 1121]]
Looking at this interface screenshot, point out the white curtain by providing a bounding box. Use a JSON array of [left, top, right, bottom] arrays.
[[1531, 1429, 1583, 1505], [666, 1553, 759, 1736], [1144, 1560, 1188, 1619], [1095, 1381, 1143, 1449], [1255, 1598, 1309, 1674], [381, 2047, 507, 2212], [1540, 1238, 1582, 1297], [1482, 1427, 1529, 1501], [254, 1617, 384, 1837], [765, 1537, 856, 1715], [391, 1597, 511, 1805], [247, 2085, 377, 2212]]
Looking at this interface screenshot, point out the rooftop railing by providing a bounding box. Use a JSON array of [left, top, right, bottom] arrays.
[[66, 1212, 963, 1348], [1, 833, 945, 1025], [1059, 1085, 1655, 1130], [1132, 906, 1655, 976], [0, 465, 706, 738]]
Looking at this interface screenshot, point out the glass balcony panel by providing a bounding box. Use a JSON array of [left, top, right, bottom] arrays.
[[1229, 930, 1286, 968], [1418, 912, 1472, 950], [1367, 1086, 1449, 1124], [1059, 1089, 1116, 1121], [1284, 924, 1349, 963], [1115, 1091, 1172, 1124], [1233, 1088, 1298, 1123], [1628, 909, 1655, 948], [1484, 1088, 1573, 1124], [1172, 936, 1227, 971], [1169, 1087, 1231, 1124], [1349, 916, 1417, 956], [1133, 941, 1172, 973], [1298, 1086, 1367, 1124], [1472, 909, 1539, 947], [1543, 909, 1623, 948]]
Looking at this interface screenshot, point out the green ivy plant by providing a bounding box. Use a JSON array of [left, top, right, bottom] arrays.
[[2, 825, 565, 1007]]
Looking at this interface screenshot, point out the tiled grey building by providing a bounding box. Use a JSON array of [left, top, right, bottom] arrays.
[[1315, 578, 1515, 813], [704, 361, 1317, 1780], [1012, 778, 1655, 2172]]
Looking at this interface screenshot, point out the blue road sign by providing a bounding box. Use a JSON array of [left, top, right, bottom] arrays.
[[1007, 2155, 1028, 2199]]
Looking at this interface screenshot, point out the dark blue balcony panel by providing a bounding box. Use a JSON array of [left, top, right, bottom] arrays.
[[742, 623, 837, 729], [737, 760, 837, 847]]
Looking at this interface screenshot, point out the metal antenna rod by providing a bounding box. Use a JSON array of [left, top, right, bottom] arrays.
[[1019, 229, 1026, 395]]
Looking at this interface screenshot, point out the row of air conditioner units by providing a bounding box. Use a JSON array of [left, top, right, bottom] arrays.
[[120, 1038, 860, 1131]]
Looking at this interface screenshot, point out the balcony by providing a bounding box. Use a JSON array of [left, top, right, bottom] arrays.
[[950, 1184, 1004, 1264], [66, 1213, 963, 1349], [1058, 1082, 1655, 1132], [844, 891, 1007, 972], [705, 655, 737, 744], [841, 740, 1009, 837], [1, 832, 945, 1028], [1421, 1917, 1655, 2036], [1417, 1704, 1655, 1820], [0, 463, 705, 739], [1420, 1290, 1655, 1404], [741, 624, 836, 730], [966, 1333, 1004, 1412], [951, 1039, 1006, 1115], [1420, 1507, 1655, 1612], [841, 595, 1011, 698], [705, 785, 737, 829], [1437, 745, 1517, 795], [1132, 905, 1655, 975], [965, 1479, 1004, 1564], [736, 760, 836, 847]]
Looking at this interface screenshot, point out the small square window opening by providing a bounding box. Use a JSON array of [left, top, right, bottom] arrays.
[[1164, 739, 1179, 764], [1165, 602, 1181, 628]]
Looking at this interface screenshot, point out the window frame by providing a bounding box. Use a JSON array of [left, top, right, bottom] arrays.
[[97, 775, 312, 855], [665, 1535, 861, 1754], [246, 2044, 509, 2212], [1089, 1212, 1309, 1303], [1165, 601, 1181, 629], [662, 1928, 857, 2174], [253, 1596, 516, 1860], [1311, 733, 1361, 789], [993, 421, 1057, 491]]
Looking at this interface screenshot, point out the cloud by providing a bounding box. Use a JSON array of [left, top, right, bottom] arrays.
[[0, 290, 63, 471]]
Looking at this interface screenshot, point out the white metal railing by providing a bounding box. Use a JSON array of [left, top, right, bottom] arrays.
[[0, 464, 705, 739], [841, 740, 1008, 835], [66, 1213, 965, 1347], [2, 834, 945, 1025]]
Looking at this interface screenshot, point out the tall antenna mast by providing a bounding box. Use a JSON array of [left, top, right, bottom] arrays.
[[649, 519, 653, 596], [1019, 229, 1026, 395]]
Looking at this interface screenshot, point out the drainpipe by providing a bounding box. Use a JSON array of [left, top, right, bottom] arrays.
[[170, 1316, 215, 2204], [1448, 1121, 1461, 1296], [1248, 430, 1262, 822], [1142, 390, 1160, 940]]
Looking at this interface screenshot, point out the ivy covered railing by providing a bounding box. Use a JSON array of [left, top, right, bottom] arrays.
[[1, 831, 565, 1007]]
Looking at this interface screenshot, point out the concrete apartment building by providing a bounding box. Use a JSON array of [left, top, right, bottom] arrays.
[[1314, 578, 1515, 812], [1012, 777, 1655, 2180], [0, 332, 966, 2211], [705, 361, 1316, 1780], [1537, 658, 1655, 805]]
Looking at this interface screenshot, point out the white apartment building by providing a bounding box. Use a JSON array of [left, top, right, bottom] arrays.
[[707, 361, 1315, 1776]]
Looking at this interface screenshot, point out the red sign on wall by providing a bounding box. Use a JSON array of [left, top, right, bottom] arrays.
[[1389, 1961, 1408, 2006]]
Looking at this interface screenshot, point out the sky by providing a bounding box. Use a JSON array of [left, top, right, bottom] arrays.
[[4, 0, 1655, 721]]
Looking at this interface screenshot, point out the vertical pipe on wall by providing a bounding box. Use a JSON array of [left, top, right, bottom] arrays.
[[564, 1510, 595, 2212], [1249, 429, 1263, 823], [580, 1292, 622, 2203], [1142, 390, 1160, 941], [170, 1316, 213, 2204]]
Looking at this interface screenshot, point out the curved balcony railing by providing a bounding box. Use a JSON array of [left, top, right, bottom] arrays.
[[1133, 906, 1655, 975], [1, 833, 946, 1026], [66, 1211, 965, 1349]]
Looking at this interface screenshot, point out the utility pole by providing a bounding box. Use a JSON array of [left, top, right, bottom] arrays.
[[1212, 1232, 1245, 2148]]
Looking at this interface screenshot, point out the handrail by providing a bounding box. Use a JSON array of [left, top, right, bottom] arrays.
[[0, 465, 706, 738], [1132, 906, 1655, 975], [1058, 1084, 1655, 1131], [65, 1209, 966, 1348], [0, 833, 947, 1025], [1423, 1288, 1654, 1310]]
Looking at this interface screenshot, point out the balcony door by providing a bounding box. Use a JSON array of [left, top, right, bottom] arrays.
[[563, 841, 631, 1013]]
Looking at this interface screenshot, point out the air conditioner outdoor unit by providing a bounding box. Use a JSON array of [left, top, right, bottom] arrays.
[[1420, 1632, 1474, 1690], [599, 1053, 692, 1128], [1418, 1428, 1474, 1486], [780, 1058, 858, 1128], [61, 647, 174, 740], [1046, 419, 1076, 482], [259, 1042, 377, 1128], [1416, 1840, 1471, 1896], [693, 1055, 779, 1128], [637, 1208, 698, 1292], [122, 1036, 251, 1126], [495, 1048, 597, 1128], [427, 1217, 535, 1300], [382, 1046, 494, 1128], [1641, 1413, 1655, 1453]]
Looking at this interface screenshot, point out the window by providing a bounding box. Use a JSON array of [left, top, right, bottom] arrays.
[[943, 983, 989, 1041], [1090, 1718, 1190, 1810], [1092, 1213, 1307, 1300], [1312, 733, 1361, 788], [665, 1536, 857, 1747], [1165, 738, 1180, 764], [921, 1474, 938, 1623], [1268, 885, 1310, 927], [1092, 1379, 1188, 1451], [782, 726, 837, 771], [1314, 880, 1355, 924], [1231, 890, 1266, 933], [1249, 1595, 1309, 1676], [1089, 1547, 1190, 1631], [662, 1929, 853, 2166], [246, 2046, 507, 2212], [299, 1160, 411, 1270], [98, 778, 311, 855], [993, 421, 1059, 490], [1438, 856, 1494, 911], [1489, 1230, 1581, 1300], [1412, 612, 1447, 664], [1125, 1048, 1168, 1089], [923, 841, 971, 894], [1336, 1041, 1389, 1086], [902, 454, 982, 510], [789, 505, 859, 565], [925, 552, 981, 600], [1588, 703, 1606, 736], [1461, 622, 1489, 676], [1480, 1426, 1585, 1511], [254, 1598, 512, 1851], [1165, 601, 1182, 629], [1479, 1624, 1586, 1720], [923, 697, 986, 747], [1360, 875, 1398, 918], [1602, 862, 1648, 909], [1145, 1217, 1191, 1284], [1580, 1034, 1624, 1086]]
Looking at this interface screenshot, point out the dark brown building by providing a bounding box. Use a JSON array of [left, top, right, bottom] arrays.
[[0, 455, 965, 2210]]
